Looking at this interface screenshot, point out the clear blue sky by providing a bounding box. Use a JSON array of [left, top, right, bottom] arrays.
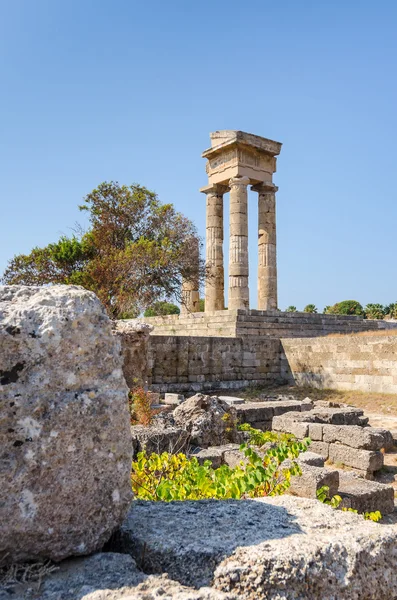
[[1, 0, 396, 311]]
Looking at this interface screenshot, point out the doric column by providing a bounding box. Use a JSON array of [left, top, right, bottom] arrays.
[[202, 185, 226, 311], [253, 182, 278, 310], [180, 237, 200, 313], [228, 176, 250, 310]]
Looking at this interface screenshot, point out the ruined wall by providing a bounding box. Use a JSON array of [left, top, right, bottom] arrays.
[[113, 320, 152, 388], [144, 309, 396, 339], [148, 335, 282, 392], [281, 334, 397, 394]]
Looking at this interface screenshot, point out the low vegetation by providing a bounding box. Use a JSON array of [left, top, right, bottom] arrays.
[[131, 428, 310, 501], [316, 485, 382, 521], [284, 300, 397, 319]]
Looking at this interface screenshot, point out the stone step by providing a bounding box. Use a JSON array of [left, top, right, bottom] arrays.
[[337, 471, 395, 515]]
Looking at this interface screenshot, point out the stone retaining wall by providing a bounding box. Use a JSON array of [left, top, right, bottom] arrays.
[[148, 335, 282, 392], [281, 334, 397, 394], [144, 309, 396, 338]]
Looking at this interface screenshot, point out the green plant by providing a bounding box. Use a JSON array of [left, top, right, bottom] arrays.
[[385, 302, 397, 319], [238, 423, 296, 446], [364, 303, 385, 320], [144, 301, 180, 317], [221, 412, 238, 442], [303, 304, 318, 313], [316, 486, 382, 521], [129, 387, 159, 426], [131, 436, 311, 501], [285, 306, 297, 312]]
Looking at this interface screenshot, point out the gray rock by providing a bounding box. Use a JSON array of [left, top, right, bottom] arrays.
[[113, 319, 152, 389], [163, 393, 184, 405], [131, 425, 189, 457], [117, 497, 397, 599], [173, 394, 240, 448], [217, 396, 245, 405], [328, 443, 384, 473], [288, 463, 339, 499], [1, 553, 234, 600], [0, 285, 132, 563], [322, 424, 386, 450], [338, 471, 395, 514], [370, 427, 395, 451], [297, 451, 325, 467]]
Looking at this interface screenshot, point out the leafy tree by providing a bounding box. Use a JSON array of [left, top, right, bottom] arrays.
[[326, 300, 364, 316], [364, 303, 385, 320], [323, 306, 332, 314], [385, 302, 397, 319], [198, 298, 205, 312], [303, 304, 317, 313], [2, 182, 204, 319], [285, 305, 297, 312], [144, 301, 180, 317]]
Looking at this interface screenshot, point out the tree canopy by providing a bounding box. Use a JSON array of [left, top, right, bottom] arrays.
[[2, 181, 204, 318]]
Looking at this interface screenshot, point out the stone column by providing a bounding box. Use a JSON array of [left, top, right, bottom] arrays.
[[180, 237, 200, 313], [203, 185, 226, 311], [228, 176, 250, 310], [253, 183, 278, 310]]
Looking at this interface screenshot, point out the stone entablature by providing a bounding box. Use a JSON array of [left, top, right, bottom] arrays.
[[201, 130, 282, 312]]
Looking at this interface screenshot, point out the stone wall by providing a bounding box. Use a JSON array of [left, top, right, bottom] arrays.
[[144, 309, 396, 339], [113, 320, 152, 388], [148, 335, 282, 392], [282, 334, 397, 394]]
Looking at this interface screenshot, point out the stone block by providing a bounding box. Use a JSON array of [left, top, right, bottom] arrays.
[[328, 443, 383, 472], [370, 428, 395, 451], [191, 447, 225, 469], [131, 425, 189, 456], [163, 393, 184, 405], [322, 425, 386, 450], [289, 464, 339, 499], [308, 423, 323, 441], [236, 402, 274, 423], [250, 420, 273, 431], [338, 471, 395, 515], [272, 415, 309, 438], [218, 395, 245, 405], [119, 496, 397, 598], [308, 441, 330, 459], [298, 451, 325, 467]]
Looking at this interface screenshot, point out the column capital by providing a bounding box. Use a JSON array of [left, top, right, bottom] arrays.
[[229, 176, 250, 189], [251, 181, 278, 193], [200, 183, 229, 196]]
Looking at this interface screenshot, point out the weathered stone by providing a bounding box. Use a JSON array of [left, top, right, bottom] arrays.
[[338, 471, 395, 515], [163, 393, 184, 405], [191, 447, 226, 469], [308, 422, 323, 440], [308, 441, 330, 459], [4, 553, 233, 600], [131, 425, 189, 457], [370, 427, 395, 451], [218, 396, 245, 405], [328, 443, 384, 472], [288, 464, 339, 499], [272, 414, 310, 438], [0, 285, 132, 564], [322, 424, 386, 450], [173, 394, 240, 448], [113, 319, 152, 388], [298, 451, 325, 467], [119, 497, 397, 598]]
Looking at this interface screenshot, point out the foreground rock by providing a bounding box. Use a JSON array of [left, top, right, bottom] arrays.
[[173, 394, 241, 448], [0, 553, 233, 600], [0, 285, 132, 563], [119, 497, 397, 599]]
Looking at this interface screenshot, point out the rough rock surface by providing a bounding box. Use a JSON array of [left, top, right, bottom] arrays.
[[0, 553, 233, 600], [173, 394, 241, 448], [0, 285, 132, 563], [120, 497, 397, 599], [113, 319, 153, 388], [131, 425, 190, 457]]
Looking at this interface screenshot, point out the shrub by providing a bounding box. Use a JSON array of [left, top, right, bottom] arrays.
[[326, 300, 364, 316], [364, 304, 385, 320], [129, 387, 159, 426], [131, 431, 311, 501], [316, 486, 382, 521], [285, 306, 297, 312], [385, 302, 397, 319], [198, 298, 205, 312], [144, 301, 180, 317], [303, 304, 317, 313]]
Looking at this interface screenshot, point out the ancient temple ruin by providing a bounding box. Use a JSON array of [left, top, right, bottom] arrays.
[[201, 130, 282, 312]]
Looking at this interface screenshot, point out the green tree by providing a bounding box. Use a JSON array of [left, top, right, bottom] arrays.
[[285, 306, 297, 312], [385, 302, 397, 319], [2, 182, 204, 319], [364, 304, 385, 319], [303, 304, 317, 313], [326, 300, 364, 316], [198, 298, 205, 312], [144, 301, 180, 317]]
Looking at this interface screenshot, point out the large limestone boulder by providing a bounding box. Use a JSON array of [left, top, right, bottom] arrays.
[[0, 285, 132, 563], [117, 497, 397, 599], [173, 394, 241, 448]]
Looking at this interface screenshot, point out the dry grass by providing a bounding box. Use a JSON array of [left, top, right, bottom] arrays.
[[0, 558, 58, 592], [325, 329, 397, 338]]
